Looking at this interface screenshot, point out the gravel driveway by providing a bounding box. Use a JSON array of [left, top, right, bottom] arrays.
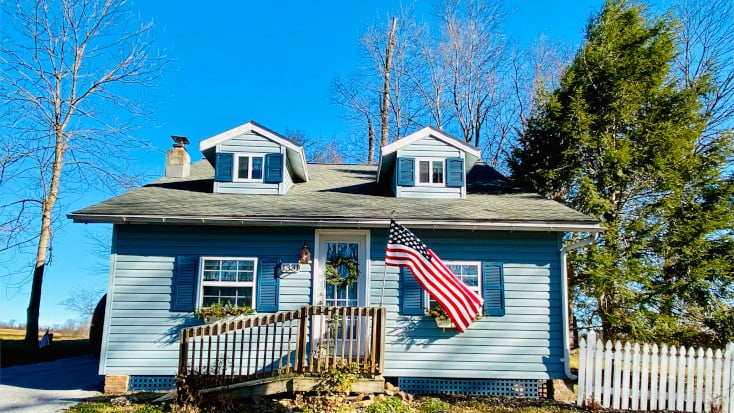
[[0, 354, 103, 413]]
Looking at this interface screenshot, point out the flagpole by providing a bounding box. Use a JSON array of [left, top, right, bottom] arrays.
[[379, 211, 395, 307]]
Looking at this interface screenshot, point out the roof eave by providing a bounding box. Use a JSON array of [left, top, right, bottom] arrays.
[[380, 126, 481, 158], [68, 213, 603, 233]]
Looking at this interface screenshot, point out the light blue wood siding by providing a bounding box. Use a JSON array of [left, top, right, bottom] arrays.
[[102, 225, 314, 376], [213, 131, 288, 195], [283, 156, 294, 193], [104, 224, 564, 380], [369, 229, 564, 380], [395, 137, 465, 199]]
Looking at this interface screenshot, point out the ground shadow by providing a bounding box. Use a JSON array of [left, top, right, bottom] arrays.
[[0, 354, 103, 392]]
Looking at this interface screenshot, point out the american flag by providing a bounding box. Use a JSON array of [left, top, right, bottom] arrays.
[[385, 219, 483, 332]]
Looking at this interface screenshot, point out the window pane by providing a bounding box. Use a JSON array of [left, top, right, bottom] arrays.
[[203, 270, 218, 281], [204, 260, 220, 271], [238, 270, 253, 282], [251, 157, 263, 179], [462, 274, 478, 287], [218, 287, 237, 305], [462, 265, 478, 275], [418, 161, 430, 183], [432, 161, 443, 183], [202, 286, 220, 307], [202, 296, 219, 307], [203, 259, 220, 281], [238, 260, 255, 282], [238, 260, 254, 272], [237, 156, 250, 179], [236, 287, 252, 306], [219, 260, 236, 281]]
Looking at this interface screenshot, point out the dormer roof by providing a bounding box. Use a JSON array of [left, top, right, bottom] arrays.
[[200, 120, 309, 182], [376, 126, 481, 185]]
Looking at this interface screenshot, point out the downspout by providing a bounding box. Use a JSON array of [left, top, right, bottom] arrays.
[[560, 233, 597, 380]]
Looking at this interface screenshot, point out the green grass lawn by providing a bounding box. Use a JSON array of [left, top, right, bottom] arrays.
[[1, 338, 92, 367]]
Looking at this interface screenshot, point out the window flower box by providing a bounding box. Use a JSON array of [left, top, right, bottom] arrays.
[[428, 305, 456, 330], [195, 302, 254, 323], [433, 317, 455, 330]]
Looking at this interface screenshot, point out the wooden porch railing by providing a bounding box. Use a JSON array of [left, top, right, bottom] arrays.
[[178, 305, 386, 386]]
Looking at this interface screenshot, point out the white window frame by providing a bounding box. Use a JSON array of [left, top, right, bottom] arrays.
[[233, 153, 265, 182], [415, 157, 445, 186], [197, 256, 258, 308], [424, 260, 482, 314]]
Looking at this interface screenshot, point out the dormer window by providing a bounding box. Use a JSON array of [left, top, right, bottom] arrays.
[[235, 154, 264, 181], [417, 158, 444, 185]]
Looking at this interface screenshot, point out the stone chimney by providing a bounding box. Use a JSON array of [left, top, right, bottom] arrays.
[[165, 135, 190, 178]]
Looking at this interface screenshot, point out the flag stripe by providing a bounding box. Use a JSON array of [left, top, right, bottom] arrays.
[[385, 220, 483, 333], [427, 250, 483, 310], [386, 247, 477, 329], [387, 247, 479, 325]]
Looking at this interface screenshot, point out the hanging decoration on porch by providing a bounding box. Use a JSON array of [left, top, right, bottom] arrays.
[[324, 255, 360, 287]]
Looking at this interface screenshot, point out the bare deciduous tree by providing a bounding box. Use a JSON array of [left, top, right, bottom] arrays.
[[60, 287, 104, 322], [336, 1, 515, 167], [332, 77, 379, 163], [335, 8, 426, 164], [500, 36, 571, 167], [0, 0, 165, 343], [672, 0, 734, 151], [435, 0, 510, 148], [380, 17, 398, 148]]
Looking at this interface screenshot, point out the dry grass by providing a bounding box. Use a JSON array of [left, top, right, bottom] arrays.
[[69, 395, 588, 413], [0, 327, 86, 340]]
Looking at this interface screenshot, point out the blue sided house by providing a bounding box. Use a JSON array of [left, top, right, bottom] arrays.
[[69, 121, 601, 397]]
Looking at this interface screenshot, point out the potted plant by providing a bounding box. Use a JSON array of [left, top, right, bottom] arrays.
[[428, 304, 455, 330], [195, 302, 254, 322]]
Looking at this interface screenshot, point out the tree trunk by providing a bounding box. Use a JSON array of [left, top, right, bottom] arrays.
[[367, 116, 375, 165], [380, 17, 397, 148], [24, 204, 53, 344], [24, 130, 65, 344]]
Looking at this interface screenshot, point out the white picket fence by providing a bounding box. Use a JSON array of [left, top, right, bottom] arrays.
[[577, 331, 734, 413]]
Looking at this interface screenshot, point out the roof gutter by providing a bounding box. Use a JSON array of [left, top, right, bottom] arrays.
[[560, 233, 598, 380], [67, 213, 603, 233]]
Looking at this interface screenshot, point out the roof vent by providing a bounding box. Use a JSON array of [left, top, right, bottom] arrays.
[[165, 135, 190, 178]]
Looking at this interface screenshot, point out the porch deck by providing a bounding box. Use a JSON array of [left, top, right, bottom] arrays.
[[178, 305, 387, 396]]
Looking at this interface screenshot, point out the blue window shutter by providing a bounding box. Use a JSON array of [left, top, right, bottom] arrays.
[[264, 153, 284, 183], [215, 153, 234, 182], [396, 157, 415, 187], [401, 267, 424, 315], [256, 259, 280, 312], [482, 262, 505, 316], [171, 256, 198, 312], [445, 157, 465, 187]]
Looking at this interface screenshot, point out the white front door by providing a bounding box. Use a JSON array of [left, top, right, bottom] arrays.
[[312, 230, 370, 357], [314, 230, 369, 307]]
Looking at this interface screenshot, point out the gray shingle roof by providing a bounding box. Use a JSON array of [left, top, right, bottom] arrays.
[[68, 160, 601, 232]]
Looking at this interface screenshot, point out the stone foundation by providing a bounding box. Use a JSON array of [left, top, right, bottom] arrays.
[[104, 375, 129, 394], [549, 379, 576, 403]]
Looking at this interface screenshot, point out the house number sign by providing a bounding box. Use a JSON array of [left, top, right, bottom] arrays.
[[280, 263, 301, 273]]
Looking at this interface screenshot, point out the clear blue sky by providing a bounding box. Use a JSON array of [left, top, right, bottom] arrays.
[[1, 0, 644, 326]]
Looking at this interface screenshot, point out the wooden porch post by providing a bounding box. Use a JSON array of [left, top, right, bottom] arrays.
[[295, 307, 308, 375]]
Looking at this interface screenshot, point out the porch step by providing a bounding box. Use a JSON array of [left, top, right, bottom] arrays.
[[201, 375, 385, 399]]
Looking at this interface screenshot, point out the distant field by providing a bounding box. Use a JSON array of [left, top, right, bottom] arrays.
[[0, 328, 86, 340]]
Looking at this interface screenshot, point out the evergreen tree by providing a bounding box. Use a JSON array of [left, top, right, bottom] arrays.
[[510, 0, 733, 345]]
